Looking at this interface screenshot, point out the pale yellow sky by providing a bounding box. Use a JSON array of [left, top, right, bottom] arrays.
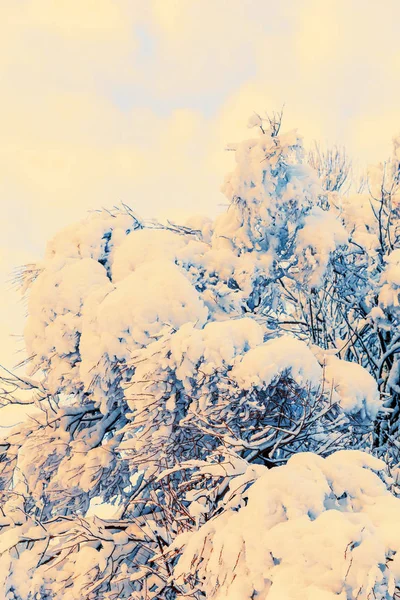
[[1, 0, 400, 372]]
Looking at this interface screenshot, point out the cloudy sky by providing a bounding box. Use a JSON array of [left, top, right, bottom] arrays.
[[1, 0, 400, 374]]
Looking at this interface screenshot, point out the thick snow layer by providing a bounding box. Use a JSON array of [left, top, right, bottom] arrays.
[[173, 451, 400, 600], [80, 259, 208, 404], [111, 228, 188, 282], [45, 210, 136, 264], [324, 355, 382, 419], [184, 213, 214, 243], [379, 249, 400, 311], [296, 206, 348, 287], [341, 193, 379, 252], [169, 318, 264, 385], [230, 335, 322, 390], [24, 257, 109, 391]]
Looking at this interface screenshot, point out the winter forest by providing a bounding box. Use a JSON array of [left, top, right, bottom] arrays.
[[0, 109, 400, 599]]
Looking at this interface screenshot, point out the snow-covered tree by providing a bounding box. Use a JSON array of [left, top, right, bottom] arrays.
[[1, 114, 398, 599], [299, 136, 400, 464]]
